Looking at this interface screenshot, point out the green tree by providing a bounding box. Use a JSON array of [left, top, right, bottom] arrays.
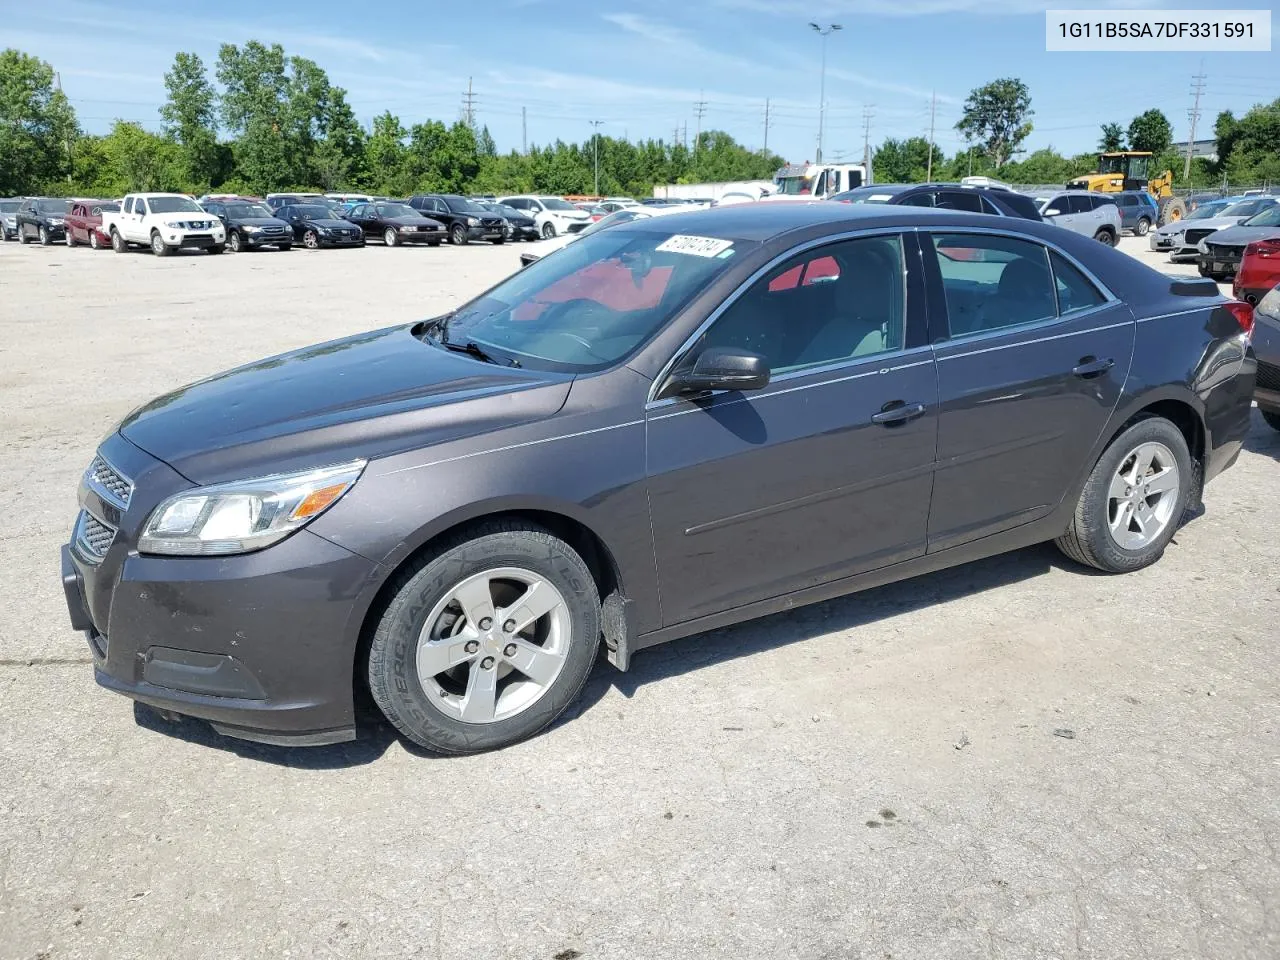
[[313, 87, 365, 190], [955, 78, 1033, 169], [873, 137, 934, 182], [216, 41, 292, 192], [101, 121, 182, 192], [1214, 110, 1239, 165], [1004, 148, 1077, 185], [0, 48, 78, 194], [1098, 122, 1126, 152], [1126, 108, 1172, 154], [366, 110, 410, 195], [160, 52, 218, 190]]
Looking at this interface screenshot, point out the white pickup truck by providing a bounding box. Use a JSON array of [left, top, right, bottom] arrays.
[[103, 193, 226, 256]]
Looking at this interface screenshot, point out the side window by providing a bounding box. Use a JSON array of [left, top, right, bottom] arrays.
[[1050, 250, 1107, 316], [936, 191, 984, 213], [930, 233, 1057, 337], [122, 198, 133, 214], [350, 204, 367, 217], [1065, 195, 1091, 214], [813, 171, 827, 196], [899, 192, 935, 208], [1121, 195, 1138, 207], [831, 170, 841, 192], [695, 235, 906, 374]]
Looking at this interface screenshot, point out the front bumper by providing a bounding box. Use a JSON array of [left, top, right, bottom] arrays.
[[242, 231, 291, 247], [399, 228, 445, 243], [61, 433, 382, 745], [37, 222, 67, 239], [165, 231, 225, 249], [466, 225, 504, 241], [319, 233, 363, 246], [1199, 250, 1243, 275]]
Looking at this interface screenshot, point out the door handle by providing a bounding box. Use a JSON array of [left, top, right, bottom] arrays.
[[871, 401, 927, 425], [1072, 356, 1115, 378]]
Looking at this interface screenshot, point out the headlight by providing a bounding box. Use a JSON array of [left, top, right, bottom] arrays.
[[243, 225, 261, 233], [138, 461, 366, 556], [400, 225, 415, 232], [49, 218, 64, 225], [466, 216, 479, 226], [1197, 240, 1209, 254]]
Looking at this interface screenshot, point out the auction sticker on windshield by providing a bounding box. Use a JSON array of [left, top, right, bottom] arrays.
[[656, 235, 734, 258]]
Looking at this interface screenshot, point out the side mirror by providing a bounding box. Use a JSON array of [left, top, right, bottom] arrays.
[[1044, 208, 1062, 217], [666, 347, 770, 396]]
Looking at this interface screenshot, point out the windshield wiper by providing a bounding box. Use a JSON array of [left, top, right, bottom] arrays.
[[439, 338, 520, 368]]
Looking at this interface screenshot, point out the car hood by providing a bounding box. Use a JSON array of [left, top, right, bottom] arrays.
[[384, 215, 443, 226], [548, 208, 590, 219], [236, 217, 290, 228], [1203, 224, 1280, 247], [118, 325, 573, 484], [1158, 216, 1243, 236], [299, 217, 358, 229]]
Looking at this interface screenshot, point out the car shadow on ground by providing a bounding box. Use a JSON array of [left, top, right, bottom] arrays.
[[1244, 408, 1280, 462]]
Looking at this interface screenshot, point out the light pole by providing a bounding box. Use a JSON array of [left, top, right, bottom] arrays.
[[809, 22, 842, 164], [589, 120, 603, 196]]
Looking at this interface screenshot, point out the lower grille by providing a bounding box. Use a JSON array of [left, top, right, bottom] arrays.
[[74, 510, 116, 563], [1206, 244, 1241, 260], [1185, 229, 1215, 245], [1257, 361, 1280, 392]]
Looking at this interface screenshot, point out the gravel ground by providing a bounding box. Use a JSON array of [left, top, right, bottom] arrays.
[[1, 232, 1277, 960]]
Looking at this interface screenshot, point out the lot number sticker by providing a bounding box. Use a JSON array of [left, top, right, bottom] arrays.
[[657, 234, 734, 258]]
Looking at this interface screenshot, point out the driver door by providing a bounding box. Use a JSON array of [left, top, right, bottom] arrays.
[[645, 233, 939, 626]]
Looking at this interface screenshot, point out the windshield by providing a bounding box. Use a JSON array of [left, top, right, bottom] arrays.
[[777, 176, 813, 196], [37, 199, 71, 214], [148, 197, 202, 214], [1221, 199, 1268, 218], [227, 203, 273, 218], [97, 202, 120, 213], [580, 209, 647, 235], [291, 205, 333, 219], [429, 226, 752, 372], [443, 196, 482, 213], [1187, 201, 1229, 220], [1242, 206, 1280, 228], [540, 198, 577, 211]]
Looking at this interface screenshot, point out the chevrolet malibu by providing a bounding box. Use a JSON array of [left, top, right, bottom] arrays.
[[61, 204, 1257, 754]]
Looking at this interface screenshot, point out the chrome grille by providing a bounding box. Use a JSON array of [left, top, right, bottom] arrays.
[[75, 511, 116, 562], [87, 455, 132, 509]]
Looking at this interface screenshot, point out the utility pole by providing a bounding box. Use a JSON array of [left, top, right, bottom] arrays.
[[763, 97, 771, 155], [809, 22, 843, 164], [589, 120, 604, 196], [1185, 64, 1207, 181], [681, 121, 687, 150], [461, 77, 477, 128], [693, 92, 707, 152], [926, 91, 938, 181], [521, 106, 527, 154], [54, 71, 72, 180], [861, 105, 874, 184]]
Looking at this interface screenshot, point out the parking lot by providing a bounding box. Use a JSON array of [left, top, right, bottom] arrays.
[[2, 233, 1278, 960]]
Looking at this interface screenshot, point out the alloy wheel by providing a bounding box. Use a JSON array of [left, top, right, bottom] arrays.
[[228, 232, 241, 253], [304, 230, 318, 249], [415, 567, 571, 724], [1107, 441, 1180, 550]]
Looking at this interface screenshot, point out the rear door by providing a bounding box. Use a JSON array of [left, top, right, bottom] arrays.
[[646, 232, 938, 625], [922, 230, 1135, 550]]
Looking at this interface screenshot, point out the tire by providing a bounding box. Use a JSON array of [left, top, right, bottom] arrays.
[[1261, 409, 1280, 433], [1157, 196, 1186, 227], [303, 230, 319, 249], [278, 243, 292, 252], [150, 231, 171, 256], [1055, 417, 1192, 573], [208, 243, 224, 255], [65, 228, 76, 247], [227, 231, 242, 253], [19, 227, 30, 244], [1134, 217, 1151, 237], [39, 226, 50, 246], [541, 221, 556, 240], [89, 230, 103, 250], [449, 223, 467, 245], [491, 235, 505, 245], [111, 229, 126, 253], [384, 227, 399, 247], [428, 240, 441, 248], [1093, 228, 1115, 246], [367, 521, 602, 754]]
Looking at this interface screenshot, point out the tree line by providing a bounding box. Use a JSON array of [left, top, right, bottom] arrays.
[[2, 47, 1278, 201]]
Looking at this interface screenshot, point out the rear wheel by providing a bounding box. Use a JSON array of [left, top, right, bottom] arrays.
[[1261, 409, 1280, 433], [384, 227, 399, 247], [1134, 217, 1151, 236], [1056, 417, 1191, 573], [367, 521, 601, 754], [111, 229, 126, 253], [1093, 228, 1115, 246], [449, 223, 467, 245], [65, 229, 75, 247], [89, 230, 103, 250]]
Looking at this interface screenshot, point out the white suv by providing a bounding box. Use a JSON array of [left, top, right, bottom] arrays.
[[497, 195, 592, 239], [103, 193, 226, 256]]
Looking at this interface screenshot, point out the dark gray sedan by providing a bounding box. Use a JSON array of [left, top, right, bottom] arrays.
[[61, 204, 1257, 753], [1198, 204, 1280, 280]]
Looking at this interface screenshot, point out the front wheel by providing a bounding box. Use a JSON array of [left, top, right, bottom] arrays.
[[449, 223, 467, 245], [227, 231, 242, 253], [18, 227, 30, 244], [151, 231, 172, 256], [428, 240, 441, 248], [303, 230, 319, 249], [277, 242, 292, 252], [208, 243, 224, 255], [1134, 217, 1151, 237], [367, 521, 602, 754], [491, 235, 505, 245], [384, 227, 399, 247], [541, 222, 556, 240], [1055, 417, 1192, 573], [39, 226, 50, 246]]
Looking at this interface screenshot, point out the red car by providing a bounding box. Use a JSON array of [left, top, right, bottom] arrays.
[[65, 199, 120, 249], [1235, 238, 1280, 306]]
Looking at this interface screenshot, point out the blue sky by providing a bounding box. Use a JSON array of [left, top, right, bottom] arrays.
[[5, 0, 1277, 163]]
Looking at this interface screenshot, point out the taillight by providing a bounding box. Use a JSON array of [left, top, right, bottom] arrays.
[[1224, 300, 1254, 336], [1246, 238, 1280, 259]]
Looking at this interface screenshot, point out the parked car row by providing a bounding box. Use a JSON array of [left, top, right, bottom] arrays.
[[1147, 195, 1280, 284]]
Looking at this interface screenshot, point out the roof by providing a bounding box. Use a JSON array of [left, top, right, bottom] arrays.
[[622, 200, 971, 241]]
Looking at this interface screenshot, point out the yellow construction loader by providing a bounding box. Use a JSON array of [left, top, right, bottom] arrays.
[[1066, 151, 1186, 225]]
